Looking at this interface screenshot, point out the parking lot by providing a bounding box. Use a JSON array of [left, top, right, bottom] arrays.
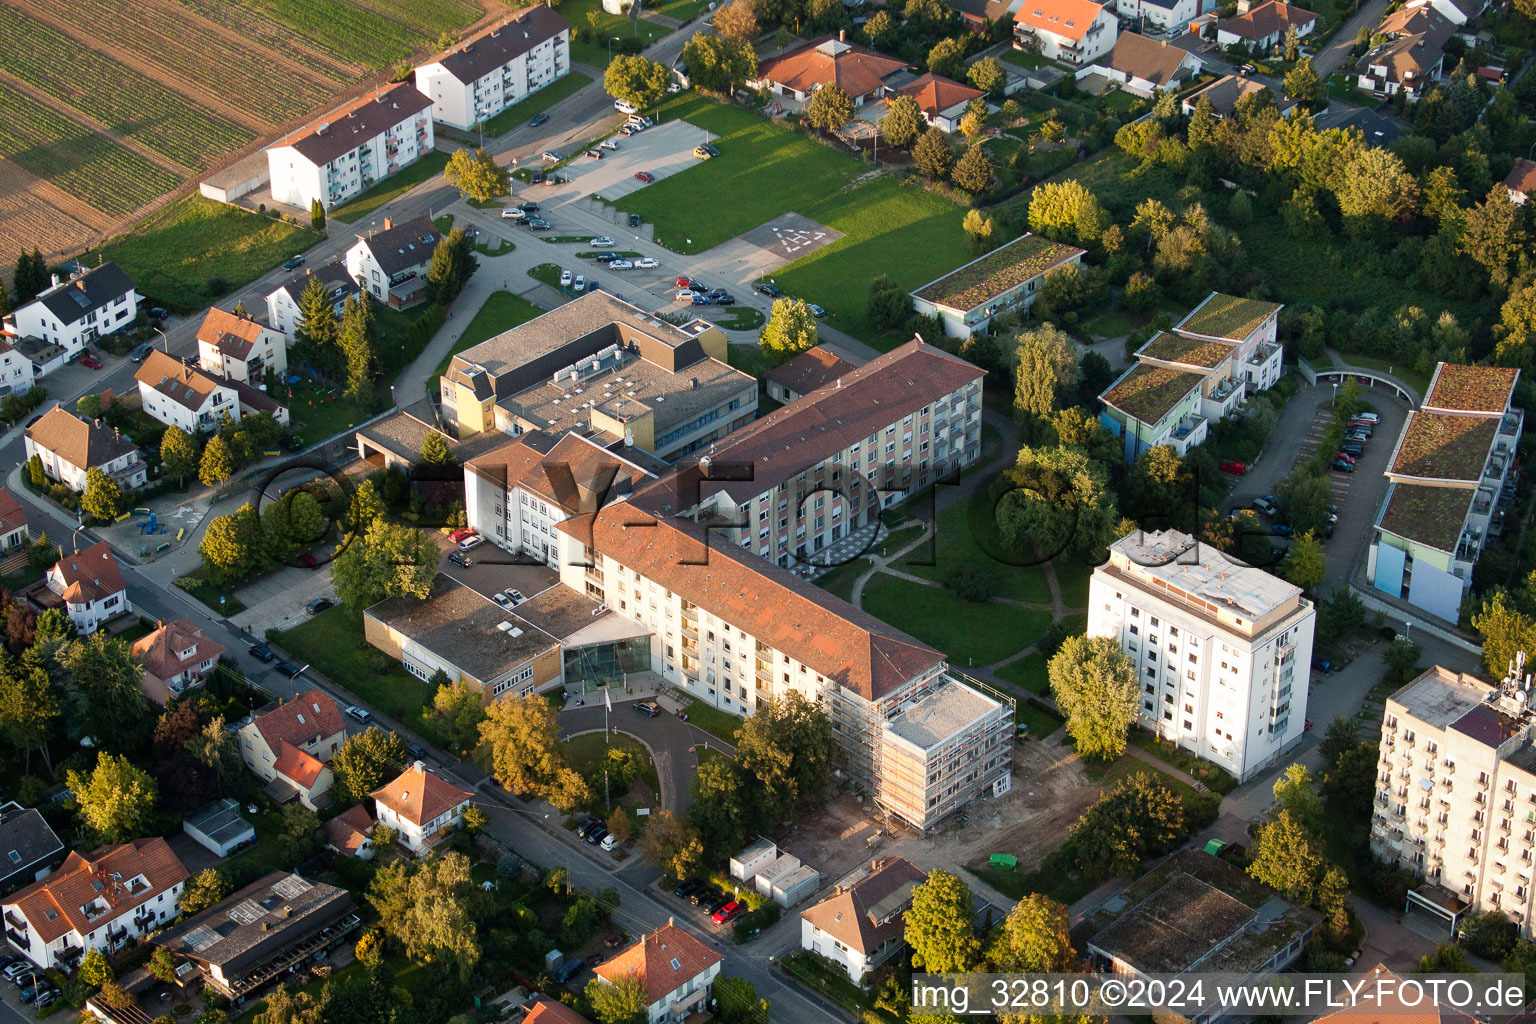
[[544, 120, 708, 205], [439, 542, 563, 605]]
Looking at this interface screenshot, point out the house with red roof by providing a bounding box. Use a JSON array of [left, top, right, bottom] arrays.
[[46, 541, 130, 634], [371, 762, 474, 855], [890, 72, 985, 133], [132, 619, 227, 706], [591, 921, 723, 1024], [0, 838, 189, 968], [0, 487, 29, 556], [194, 307, 288, 384], [748, 33, 908, 108], [1014, 0, 1118, 65], [323, 805, 377, 860], [1504, 157, 1535, 205], [238, 689, 346, 810]]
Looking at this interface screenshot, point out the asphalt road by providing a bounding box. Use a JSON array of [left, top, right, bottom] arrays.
[[560, 695, 736, 815]]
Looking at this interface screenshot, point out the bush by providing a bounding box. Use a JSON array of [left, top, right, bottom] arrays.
[[733, 899, 782, 941], [943, 563, 995, 602]]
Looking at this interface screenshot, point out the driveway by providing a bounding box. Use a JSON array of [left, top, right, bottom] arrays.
[[560, 695, 735, 815], [1315, 0, 1391, 76]]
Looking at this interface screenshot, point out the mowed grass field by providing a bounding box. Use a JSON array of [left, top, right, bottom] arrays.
[[614, 96, 971, 345]]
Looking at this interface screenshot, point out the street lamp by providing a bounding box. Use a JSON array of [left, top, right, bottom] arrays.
[[153, 326, 169, 352]]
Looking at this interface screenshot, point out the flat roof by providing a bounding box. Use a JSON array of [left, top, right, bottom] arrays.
[[1090, 872, 1257, 974], [911, 233, 1084, 312], [184, 799, 254, 846], [1389, 410, 1498, 482], [1106, 529, 1302, 621], [1100, 363, 1204, 426], [1137, 330, 1235, 370], [1390, 665, 1491, 730], [366, 575, 559, 684], [1424, 363, 1519, 415], [1176, 292, 1282, 341], [158, 872, 354, 972], [1376, 482, 1473, 553], [883, 679, 1001, 750]]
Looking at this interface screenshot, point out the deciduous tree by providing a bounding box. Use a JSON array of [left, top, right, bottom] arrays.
[[758, 297, 819, 359], [1472, 591, 1536, 680], [180, 867, 233, 914], [638, 808, 703, 879], [479, 695, 588, 808], [1283, 57, 1321, 103], [926, 36, 967, 79], [734, 690, 836, 824], [586, 974, 648, 1024], [968, 56, 1005, 97], [160, 427, 200, 487], [688, 757, 749, 859], [199, 502, 263, 584], [0, 653, 57, 772], [1069, 772, 1186, 878], [199, 434, 236, 486], [905, 869, 980, 972], [368, 852, 485, 977], [1248, 809, 1326, 903], [330, 726, 408, 806], [68, 752, 157, 843], [713, 0, 758, 38], [59, 633, 152, 754], [329, 520, 438, 608], [992, 445, 1119, 559], [804, 83, 854, 131], [682, 32, 757, 94], [1013, 323, 1079, 419], [1028, 179, 1107, 246], [445, 147, 510, 203], [990, 893, 1078, 971], [1049, 635, 1138, 761], [604, 55, 671, 111], [430, 679, 485, 753], [1283, 529, 1327, 590]]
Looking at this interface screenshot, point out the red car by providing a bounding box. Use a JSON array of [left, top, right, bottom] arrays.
[[675, 276, 695, 288], [296, 552, 320, 569], [711, 900, 741, 924], [634, 171, 655, 183], [1332, 451, 1356, 463], [1218, 460, 1246, 475], [449, 528, 477, 542], [79, 354, 102, 369]]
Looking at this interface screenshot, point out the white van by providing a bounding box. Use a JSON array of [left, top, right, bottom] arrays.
[[614, 99, 638, 115], [601, 832, 619, 851]]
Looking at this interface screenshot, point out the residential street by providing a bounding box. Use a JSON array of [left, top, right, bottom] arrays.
[[1314, 0, 1390, 76]]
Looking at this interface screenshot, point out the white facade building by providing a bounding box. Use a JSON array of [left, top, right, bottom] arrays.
[[135, 350, 288, 434], [194, 308, 288, 383], [4, 262, 139, 365], [265, 265, 360, 340], [415, 5, 571, 131], [1088, 530, 1315, 782], [23, 405, 146, 492], [1014, 0, 1119, 65], [1116, 0, 1202, 33], [344, 215, 443, 309], [371, 762, 474, 855], [266, 83, 434, 212], [592, 924, 724, 1024], [47, 541, 131, 635], [800, 857, 926, 983]]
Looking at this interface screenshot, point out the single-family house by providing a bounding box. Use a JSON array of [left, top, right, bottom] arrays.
[[323, 805, 376, 860], [0, 488, 30, 555], [591, 922, 724, 1024], [747, 34, 908, 107], [800, 857, 927, 983], [24, 404, 146, 492], [266, 82, 434, 212], [1503, 158, 1535, 205], [195, 308, 288, 384], [371, 762, 474, 855], [415, 6, 572, 131], [763, 346, 857, 403], [1353, 4, 1454, 101], [890, 73, 985, 133], [0, 802, 65, 892], [46, 541, 130, 634], [1083, 30, 1202, 95], [524, 998, 594, 1024], [265, 265, 360, 340], [4, 263, 139, 364], [1014, 0, 1118, 65], [345, 216, 444, 310], [1311, 104, 1408, 147], [0, 838, 188, 969], [1214, 0, 1317, 51], [1403, 0, 1486, 26], [135, 350, 288, 434], [133, 619, 227, 706], [238, 690, 346, 810], [910, 233, 1087, 338], [1115, 0, 1204, 35], [1180, 73, 1299, 117]]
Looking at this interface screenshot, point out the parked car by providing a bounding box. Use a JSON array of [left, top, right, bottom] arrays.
[[449, 527, 476, 542], [129, 343, 153, 362], [629, 213, 642, 227], [344, 706, 371, 724], [635, 257, 658, 269], [282, 255, 306, 271], [494, 592, 514, 610], [688, 280, 709, 292], [1339, 442, 1364, 455], [675, 878, 703, 898], [501, 207, 526, 220], [505, 589, 525, 605], [1356, 412, 1380, 423], [1218, 460, 1247, 475], [633, 171, 655, 183], [1271, 524, 1293, 537], [711, 900, 741, 923], [273, 659, 299, 677], [634, 700, 660, 717], [691, 293, 711, 306], [808, 303, 826, 318], [627, 115, 653, 128], [448, 551, 472, 567], [4, 962, 32, 982], [573, 274, 585, 291], [754, 282, 781, 297], [592, 252, 620, 263], [618, 124, 636, 136], [519, 201, 540, 212], [676, 276, 695, 288], [80, 354, 102, 369], [690, 885, 721, 906], [614, 99, 638, 114], [527, 217, 551, 230], [1311, 658, 1334, 673], [542, 150, 562, 161], [34, 988, 59, 1009], [601, 833, 619, 851], [306, 598, 333, 615], [1252, 496, 1278, 516], [608, 260, 635, 270], [712, 293, 735, 305], [148, 307, 168, 321], [585, 149, 602, 160], [296, 552, 320, 569], [529, 112, 550, 127], [1330, 459, 1356, 472], [704, 896, 730, 916], [249, 644, 274, 662], [600, 139, 619, 151], [676, 289, 695, 302], [585, 827, 608, 846], [693, 144, 718, 158], [559, 269, 573, 287], [590, 236, 615, 248], [552, 958, 585, 985]]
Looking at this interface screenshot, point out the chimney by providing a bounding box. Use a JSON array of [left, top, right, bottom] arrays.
[[872, 858, 879, 870], [839, 28, 846, 41], [383, 217, 393, 231], [667, 916, 674, 927], [1235, 0, 1251, 12], [76, 279, 86, 291], [261, 922, 270, 931]]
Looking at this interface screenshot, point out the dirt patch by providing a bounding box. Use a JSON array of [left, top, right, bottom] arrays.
[[0, 162, 102, 262]]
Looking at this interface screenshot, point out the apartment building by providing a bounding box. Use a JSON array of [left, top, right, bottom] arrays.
[[554, 498, 1014, 829], [266, 83, 434, 212], [1088, 530, 1315, 782], [672, 338, 985, 568], [910, 234, 1086, 339], [345, 215, 443, 309], [1368, 363, 1523, 624], [1099, 291, 1284, 462], [265, 265, 359, 340], [24, 405, 146, 492], [1370, 659, 1536, 938], [1, 839, 188, 969], [195, 308, 288, 383], [440, 290, 755, 461], [415, 5, 571, 131], [763, 346, 856, 404], [5, 262, 139, 365], [239, 690, 346, 812], [1014, 0, 1118, 65], [135, 350, 289, 434]]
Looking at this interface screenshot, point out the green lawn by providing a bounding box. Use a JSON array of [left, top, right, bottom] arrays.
[[275, 607, 431, 726], [705, 306, 765, 331], [173, 571, 248, 615], [860, 573, 1050, 666], [895, 487, 1053, 605], [428, 290, 544, 392], [995, 651, 1048, 693], [812, 559, 868, 604], [330, 152, 450, 224], [1001, 49, 1057, 70], [612, 95, 866, 254], [1055, 560, 1091, 609], [563, 0, 671, 67], [1014, 698, 1064, 740], [1101, 90, 1148, 117], [725, 343, 778, 380], [1083, 306, 1145, 339], [682, 698, 742, 744], [565, 731, 660, 798], [85, 195, 317, 313], [283, 379, 375, 446], [482, 72, 594, 136]]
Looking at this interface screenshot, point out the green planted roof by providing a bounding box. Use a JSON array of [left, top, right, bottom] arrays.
[[1425, 363, 1519, 413], [1390, 411, 1498, 482], [913, 233, 1084, 311], [1101, 364, 1204, 425], [1138, 330, 1236, 369], [1177, 293, 1282, 341], [1378, 483, 1472, 553]]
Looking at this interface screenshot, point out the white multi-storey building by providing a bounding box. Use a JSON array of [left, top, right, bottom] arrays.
[[135, 350, 289, 434], [370, 762, 474, 856], [1088, 530, 1315, 782], [194, 307, 288, 383], [1371, 658, 1536, 939], [266, 83, 434, 212], [415, 5, 571, 131], [23, 405, 146, 492], [265, 265, 359, 340], [4, 262, 138, 367], [344, 215, 443, 310]]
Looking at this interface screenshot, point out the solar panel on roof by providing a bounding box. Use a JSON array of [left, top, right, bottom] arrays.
[[181, 924, 220, 951], [227, 899, 265, 925], [272, 875, 312, 899], [69, 290, 91, 309]]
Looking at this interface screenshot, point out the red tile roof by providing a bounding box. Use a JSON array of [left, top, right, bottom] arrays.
[[467, 432, 655, 514], [274, 741, 327, 790], [894, 73, 984, 117], [6, 839, 189, 943], [763, 346, 857, 398], [755, 36, 907, 98], [523, 999, 593, 1024], [1505, 158, 1536, 197], [52, 540, 127, 603], [592, 923, 723, 1005], [1217, 0, 1317, 40], [1015, 0, 1107, 41], [0, 487, 27, 537], [323, 804, 375, 857], [560, 501, 945, 699], [195, 308, 268, 361], [371, 763, 473, 827], [250, 689, 345, 755], [132, 619, 225, 681]]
